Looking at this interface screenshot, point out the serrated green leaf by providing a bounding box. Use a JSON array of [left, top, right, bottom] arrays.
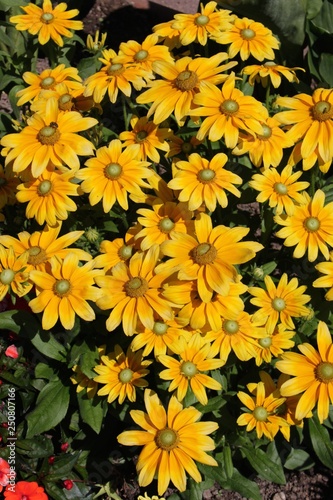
[[308, 415, 333, 469], [242, 445, 286, 484], [77, 393, 105, 434], [26, 378, 70, 438]]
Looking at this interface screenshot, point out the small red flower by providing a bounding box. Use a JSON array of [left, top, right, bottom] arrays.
[[0, 457, 11, 492], [48, 455, 55, 465], [60, 442, 69, 452], [4, 345, 19, 359], [4, 480, 47, 499], [63, 479, 73, 490]]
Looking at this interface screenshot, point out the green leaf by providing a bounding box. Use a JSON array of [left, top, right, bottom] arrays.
[[284, 448, 315, 470], [22, 325, 67, 362], [308, 415, 333, 469], [26, 378, 70, 438], [242, 445, 286, 484], [311, 0, 333, 33], [319, 52, 333, 86], [226, 468, 261, 500], [0, 0, 28, 9], [16, 435, 54, 458], [47, 452, 80, 479], [0, 310, 22, 333], [196, 395, 227, 414], [35, 362, 56, 380], [305, 0, 324, 19], [77, 393, 105, 434]]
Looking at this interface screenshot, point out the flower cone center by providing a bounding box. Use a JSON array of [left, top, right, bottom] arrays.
[[38, 123, 60, 145], [274, 182, 288, 195], [159, 217, 175, 234], [118, 245, 133, 261], [37, 180, 53, 196], [198, 168, 216, 183], [272, 297, 286, 311], [119, 368, 133, 383], [27, 246, 47, 266], [155, 428, 179, 450], [54, 279, 71, 296], [223, 319, 239, 334], [259, 337, 272, 348], [134, 49, 148, 61], [241, 28, 256, 39], [181, 360, 197, 378], [105, 163, 122, 180], [107, 63, 124, 76], [153, 321, 168, 335], [195, 14, 209, 26], [304, 217, 320, 232], [41, 12, 54, 24], [175, 70, 198, 91], [316, 362, 333, 383], [264, 61, 276, 67], [58, 94, 74, 111], [253, 406, 268, 421], [136, 130, 148, 142], [258, 124, 272, 140], [181, 142, 193, 154], [125, 276, 149, 297], [0, 269, 15, 285], [192, 243, 217, 265], [41, 76, 55, 89], [312, 101, 333, 121], [220, 99, 239, 116]]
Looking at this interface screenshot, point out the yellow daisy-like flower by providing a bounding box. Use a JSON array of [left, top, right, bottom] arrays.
[[94, 345, 151, 404], [136, 53, 238, 125], [0, 246, 31, 301], [118, 33, 174, 81], [75, 139, 152, 213], [157, 212, 263, 302], [16, 165, 80, 226], [192, 77, 268, 146], [242, 61, 304, 88], [237, 381, 288, 440], [117, 389, 218, 495], [153, 19, 182, 50], [253, 323, 295, 366], [29, 253, 102, 330], [29, 82, 88, 115], [15, 65, 83, 106], [159, 333, 224, 405], [232, 116, 294, 169], [313, 251, 333, 300], [83, 48, 146, 104], [276, 321, 333, 423], [1, 99, 97, 177], [9, 0, 83, 47], [118, 116, 171, 163], [249, 273, 311, 334], [138, 493, 165, 500], [0, 164, 20, 209], [171, 1, 235, 46], [214, 17, 280, 61], [168, 152, 242, 212], [135, 201, 194, 251], [0, 223, 91, 271], [249, 165, 309, 216], [166, 134, 202, 159], [94, 237, 135, 273], [70, 365, 99, 399], [95, 245, 176, 335], [274, 87, 333, 173], [130, 316, 191, 358], [274, 189, 333, 262], [205, 311, 265, 364]]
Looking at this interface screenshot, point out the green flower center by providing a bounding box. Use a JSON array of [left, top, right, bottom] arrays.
[[223, 320, 239, 334], [153, 321, 168, 335], [41, 12, 54, 24], [304, 217, 320, 232], [155, 428, 179, 450], [312, 101, 333, 121], [104, 163, 122, 180], [0, 269, 15, 285], [241, 28, 256, 40], [181, 142, 193, 154], [264, 61, 276, 67], [107, 63, 124, 76], [38, 123, 60, 145], [58, 93, 73, 111], [125, 276, 149, 297], [198, 168, 216, 183], [27, 246, 47, 266], [159, 217, 175, 234], [258, 337, 272, 348], [175, 70, 198, 91], [272, 297, 286, 312], [220, 99, 239, 116], [181, 361, 198, 378], [119, 368, 133, 383], [192, 242, 217, 265], [41, 76, 55, 89], [118, 245, 133, 261], [54, 279, 71, 296], [315, 362, 333, 383], [258, 124, 272, 140], [37, 180, 52, 196], [136, 130, 148, 142], [134, 49, 148, 61], [195, 14, 209, 26], [253, 406, 268, 421], [274, 182, 288, 195]]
